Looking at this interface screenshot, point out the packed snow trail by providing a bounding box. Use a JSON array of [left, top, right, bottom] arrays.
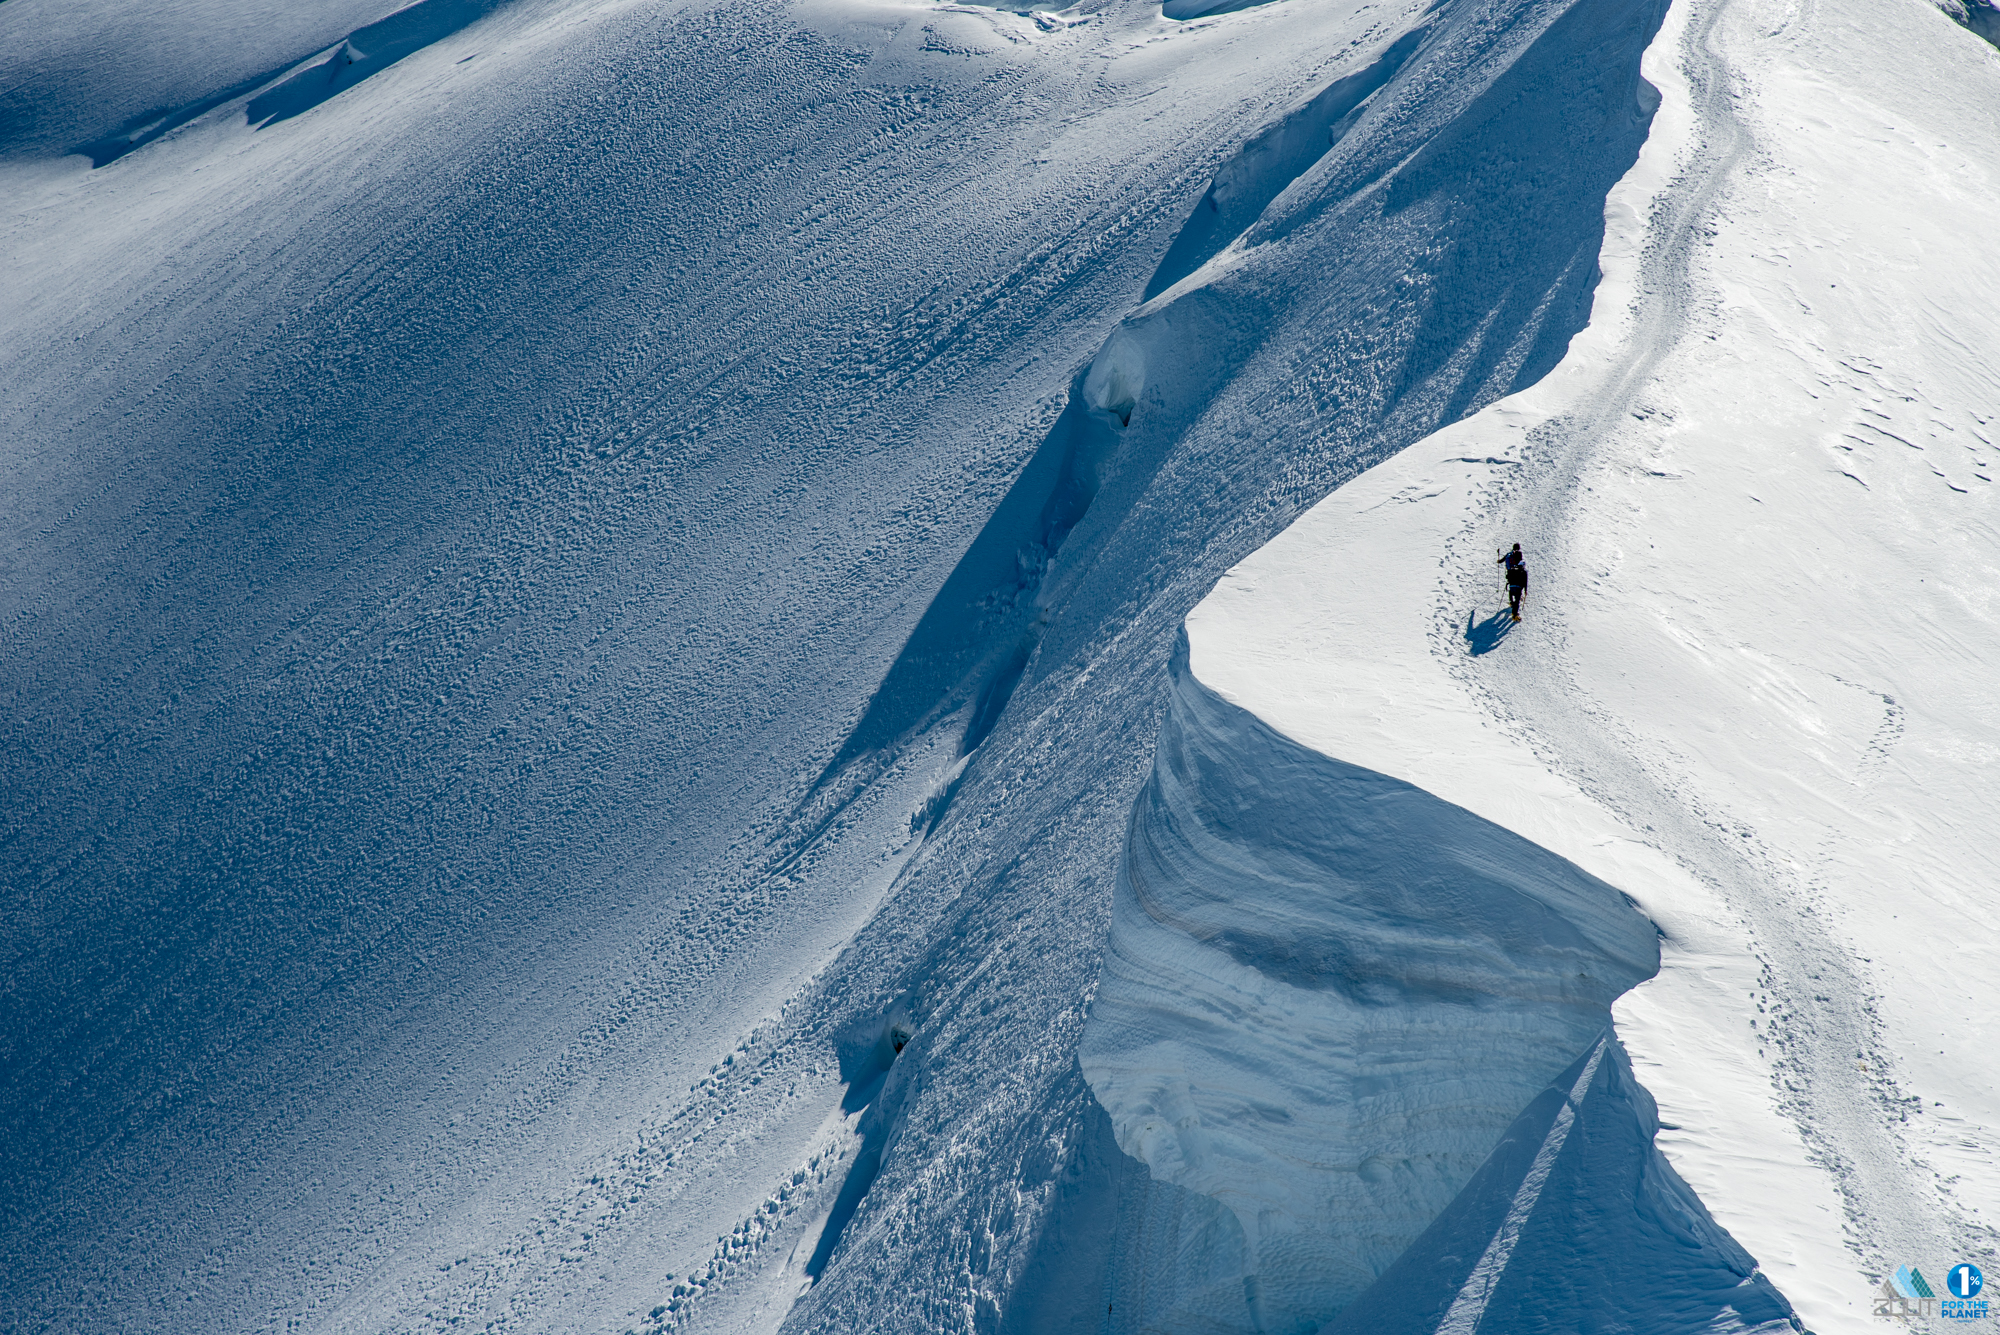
[[1079, 646, 1792, 1332], [0, 0, 1677, 1326], [1183, 0, 2000, 1325], [1441, 0, 1987, 1285]]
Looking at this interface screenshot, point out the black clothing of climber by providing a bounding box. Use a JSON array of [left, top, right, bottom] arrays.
[[1497, 543, 1528, 620]]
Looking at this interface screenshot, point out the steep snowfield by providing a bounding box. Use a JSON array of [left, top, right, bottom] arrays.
[[7, 0, 1983, 1321], [1186, 0, 2000, 1327], [1079, 652, 1666, 1330], [2, 0, 1669, 1326]]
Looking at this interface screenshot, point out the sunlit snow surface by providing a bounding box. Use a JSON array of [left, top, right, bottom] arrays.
[[4, 0, 1982, 1323], [1186, 0, 2000, 1327], [1079, 650, 1663, 1330]]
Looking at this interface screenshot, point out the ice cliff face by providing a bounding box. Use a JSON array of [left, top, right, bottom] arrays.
[[1079, 642, 1660, 1332]]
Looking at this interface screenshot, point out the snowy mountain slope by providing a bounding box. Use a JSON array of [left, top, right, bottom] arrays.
[[760, 0, 1689, 1326], [1186, 0, 2000, 1326], [1079, 647, 1668, 1331], [4, 0, 1453, 1328], [0, 0, 1681, 1328], [0, 0, 406, 163]]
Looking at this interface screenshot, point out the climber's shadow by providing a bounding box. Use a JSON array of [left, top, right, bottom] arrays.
[[1465, 608, 1515, 656]]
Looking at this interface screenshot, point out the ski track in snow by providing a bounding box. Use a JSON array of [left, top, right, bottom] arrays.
[[15, 0, 1950, 1320], [1438, 0, 1993, 1285]]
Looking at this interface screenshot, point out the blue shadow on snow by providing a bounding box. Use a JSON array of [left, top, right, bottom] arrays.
[[247, 0, 507, 127], [69, 0, 512, 163], [72, 59, 304, 166], [1465, 607, 1515, 655], [1319, 1037, 1801, 1335]]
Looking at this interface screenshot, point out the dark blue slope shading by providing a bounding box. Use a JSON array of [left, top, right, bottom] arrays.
[[1, 0, 1680, 1315], [1321, 1038, 1801, 1335], [72, 60, 305, 166], [1946, 0, 2000, 50], [827, 369, 1123, 770], [247, 0, 508, 127], [1142, 26, 1429, 300], [54, 0, 511, 163]]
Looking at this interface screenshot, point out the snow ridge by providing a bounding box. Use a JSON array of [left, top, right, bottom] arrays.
[[2, 0, 1682, 1323], [786, 2, 1674, 1321], [1079, 643, 1659, 1333]]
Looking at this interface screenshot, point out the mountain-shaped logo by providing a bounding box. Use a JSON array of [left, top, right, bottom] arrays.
[[1874, 1266, 1938, 1322]]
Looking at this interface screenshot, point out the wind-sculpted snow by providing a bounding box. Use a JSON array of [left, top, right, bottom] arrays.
[[247, 0, 514, 127], [1077, 643, 1659, 1332], [0, 0, 397, 160], [1, 0, 1670, 1324], [1140, 25, 1427, 300], [1322, 1038, 1796, 1335]]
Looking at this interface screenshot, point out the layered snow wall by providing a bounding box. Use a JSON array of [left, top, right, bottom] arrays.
[[0, 0, 1740, 1324], [1073, 644, 1792, 1334]]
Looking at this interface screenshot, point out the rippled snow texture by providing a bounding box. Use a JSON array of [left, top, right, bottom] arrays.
[[1080, 642, 1659, 1332]]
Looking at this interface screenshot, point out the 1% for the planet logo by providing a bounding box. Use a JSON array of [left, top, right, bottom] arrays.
[[1943, 1263, 1988, 1322]]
